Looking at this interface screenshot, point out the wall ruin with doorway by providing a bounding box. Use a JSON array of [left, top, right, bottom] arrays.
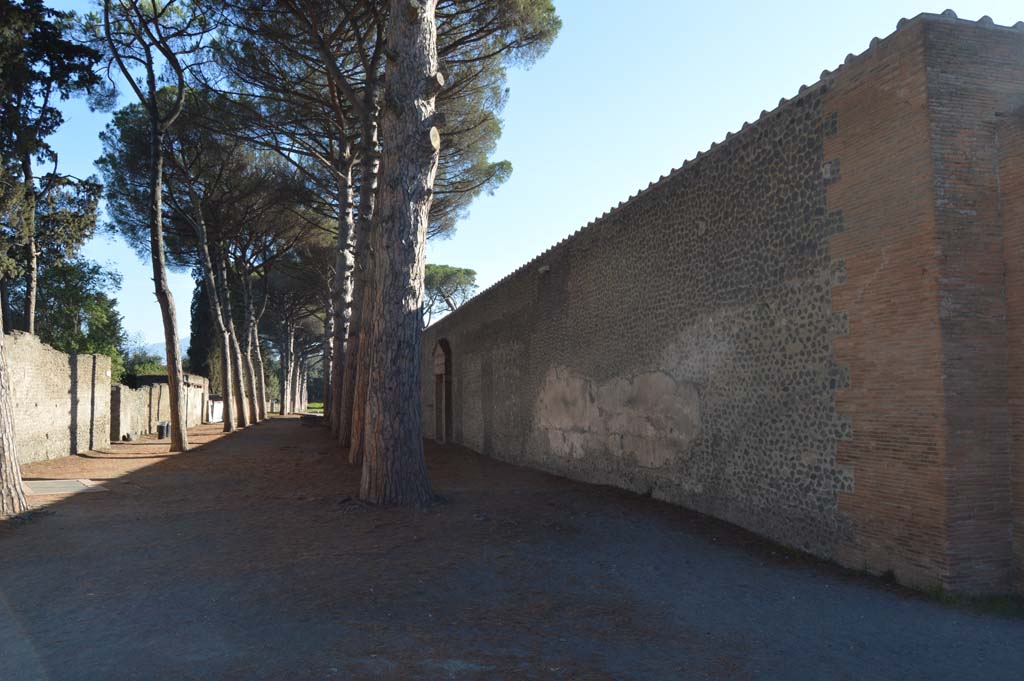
[[110, 375, 207, 443], [6, 332, 111, 463], [4, 333, 210, 459], [422, 14, 1024, 595]]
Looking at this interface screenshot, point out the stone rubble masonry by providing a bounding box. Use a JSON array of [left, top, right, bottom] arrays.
[[5, 332, 210, 460], [420, 13, 1024, 595], [109, 374, 207, 443], [6, 331, 111, 464]]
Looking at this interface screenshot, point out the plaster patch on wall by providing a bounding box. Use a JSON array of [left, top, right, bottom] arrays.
[[535, 366, 701, 469]]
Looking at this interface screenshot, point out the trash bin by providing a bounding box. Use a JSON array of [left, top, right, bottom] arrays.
[[156, 421, 170, 439]]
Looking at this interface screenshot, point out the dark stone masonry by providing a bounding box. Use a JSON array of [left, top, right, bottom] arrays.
[[421, 13, 1024, 595]]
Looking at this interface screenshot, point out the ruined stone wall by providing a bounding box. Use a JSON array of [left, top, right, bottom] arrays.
[[422, 14, 1024, 594], [110, 384, 150, 442], [5, 333, 208, 458], [184, 376, 207, 428], [110, 376, 208, 442], [6, 332, 111, 463]]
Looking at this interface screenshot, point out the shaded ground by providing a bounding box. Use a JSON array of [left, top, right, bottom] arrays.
[[0, 417, 1021, 680]]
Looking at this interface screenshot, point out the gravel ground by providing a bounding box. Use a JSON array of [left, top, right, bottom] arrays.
[[0, 416, 1020, 680]]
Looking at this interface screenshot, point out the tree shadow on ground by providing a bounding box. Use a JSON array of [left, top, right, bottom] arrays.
[[0, 416, 1022, 681]]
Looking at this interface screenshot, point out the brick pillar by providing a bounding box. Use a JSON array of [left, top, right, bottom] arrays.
[[922, 19, 1024, 593], [999, 110, 1024, 593]]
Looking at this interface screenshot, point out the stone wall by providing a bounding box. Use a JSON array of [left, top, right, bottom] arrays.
[[183, 375, 206, 428], [421, 13, 1024, 594], [110, 384, 149, 442], [6, 332, 111, 463], [110, 374, 208, 442]]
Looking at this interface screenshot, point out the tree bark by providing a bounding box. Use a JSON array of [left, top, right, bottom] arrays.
[[0, 305, 28, 518], [230, 327, 251, 426], [342, 114, 382, 462], [214, 252, 249, 428], [305, 363, 310, 412], [149, 126, 189, 452], [23, 237, 37, 335], [331, 162, 356, 435], [219, 328, 235, 430], [20, 154, 36, 335], [186, 194, 236, 432], [239, 316, 260, 425], [290, 352, 301, 413], [250, 322, 268, 419], [333, 161, 358, 436], [248, 274, 270, 420], [323, 301, 334, 417], [241, 276, 264, 422], [103, 0, 189, 450], [346, 265, 373, 464], [280, 325, 294, 415], [1, 279, 11, 334], [358, 0, 440, 506]]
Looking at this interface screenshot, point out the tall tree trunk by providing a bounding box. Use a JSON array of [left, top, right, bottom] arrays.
[[280, 326, 294, 415], [342, 113, 381, 462], [219, 329, 235, 430], [290, 352, 301, 414], [20, 154, 36, 335], [239, 321, 260, 425], [0, 305, 28, 518], [304, 362, 310, 412], [358, 0, 440, 506], [331, 164, 356, 436], [251, 322, 267, 419], [186, 196, 235, 432], [247, 275, 269, 420], [214, 252, 249, 428], [149, 126, 189, 452], [1, 279, 11, 334], [229, 330, 251, 426], [241, 277, 263, 423], [303, 360, 310, 411], [323, 301, 334, 418], [214, 256, 244, 427], [102, 0, 189, 450], [23, 237, 36, 335]]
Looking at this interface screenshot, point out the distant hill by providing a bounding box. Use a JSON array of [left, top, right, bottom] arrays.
[[143, 338, 191, 362]]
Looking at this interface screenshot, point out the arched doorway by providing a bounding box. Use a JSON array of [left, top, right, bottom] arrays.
[[433, 339, 452, 443]]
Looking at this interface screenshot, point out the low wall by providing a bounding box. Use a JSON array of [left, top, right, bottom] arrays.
[[110, 375, 207, 442], [6, 332, 111, 463], [184, 375, 206, 427]]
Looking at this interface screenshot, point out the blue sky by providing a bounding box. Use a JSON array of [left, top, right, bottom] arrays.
[[43, 1, 1024, 348]]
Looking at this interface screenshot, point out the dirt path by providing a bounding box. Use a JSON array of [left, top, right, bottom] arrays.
[[0, 417, 1020, 680]]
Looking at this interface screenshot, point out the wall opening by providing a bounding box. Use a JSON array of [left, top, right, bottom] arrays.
[[433, 339, 453, 443]]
